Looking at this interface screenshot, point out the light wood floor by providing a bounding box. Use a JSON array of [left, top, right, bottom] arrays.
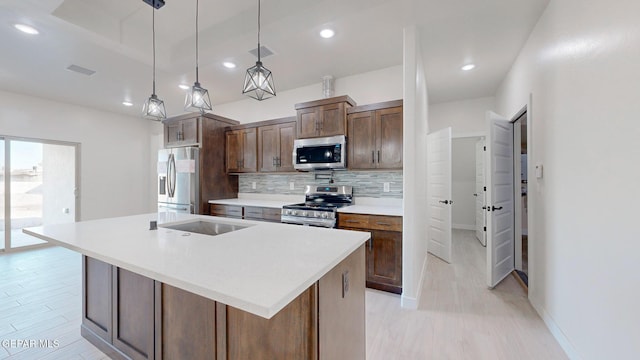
[[0, 230, 567, 359]]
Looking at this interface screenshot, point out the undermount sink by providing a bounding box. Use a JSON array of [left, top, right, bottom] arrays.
[[162, 220, 251, 236]]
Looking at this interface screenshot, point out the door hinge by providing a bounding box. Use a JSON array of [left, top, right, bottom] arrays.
[[483, 226, 486, 232]]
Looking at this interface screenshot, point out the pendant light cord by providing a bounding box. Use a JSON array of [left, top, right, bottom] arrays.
[[152, 7, 156, 95], [257, 0, 261, 62], [195, 0, 199, 82]]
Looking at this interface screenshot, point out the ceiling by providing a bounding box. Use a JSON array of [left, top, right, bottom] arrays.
[[0, 0, 549, 118]]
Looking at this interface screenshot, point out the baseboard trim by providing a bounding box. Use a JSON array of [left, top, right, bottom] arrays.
[[531, 303, 581, 360], [452, 224, 475, 231], [401, 254, 427, 309]]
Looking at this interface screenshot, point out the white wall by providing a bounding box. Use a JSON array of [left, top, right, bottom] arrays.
[[401, 26, 429, 309], [42, 143, 76, 225], [429, 96, 494, 135], [0, 90, 160, 221], [451, 138, 476, 230], [495, 1, 640, 358], [214, 65, 403, 123]]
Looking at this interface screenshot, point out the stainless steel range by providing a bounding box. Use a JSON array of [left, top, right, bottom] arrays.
[[281, 185, 353, 228]]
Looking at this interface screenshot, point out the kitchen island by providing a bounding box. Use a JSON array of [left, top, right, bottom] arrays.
[[24, 213, 369, 360]]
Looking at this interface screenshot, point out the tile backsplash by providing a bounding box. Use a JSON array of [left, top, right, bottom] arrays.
[[238, 171, 403, 199]]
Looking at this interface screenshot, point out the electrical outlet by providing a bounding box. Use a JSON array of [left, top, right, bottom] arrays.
[[342, 270, 350, 298], [251, 182, 256, 189], [289, 182, 295, 190], [383, 182, 390, 192], [62, 208, 70, 214]]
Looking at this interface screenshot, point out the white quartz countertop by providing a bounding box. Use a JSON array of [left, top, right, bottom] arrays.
[[339, 205, 403, 217], [208, 198, 291, 209], [23, 213, 369, 319]]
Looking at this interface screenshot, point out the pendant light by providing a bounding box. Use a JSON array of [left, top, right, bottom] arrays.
[[142, 6, 166, 121], [184, 0, 212, 113], [242, 0, 276, 101]]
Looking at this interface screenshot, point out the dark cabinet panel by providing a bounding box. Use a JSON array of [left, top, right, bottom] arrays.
[[277, 122, 296, 172], [83, 256, 112, 342], [161, 284, 217, 359], [295, 96, 355, 138], [297, 107, 320, 139], [376, 106, 403, 169], [165, 118, 199, 147], [258, 121, 296, 173], [113, 268, 155, 360], [348, 111, 377, 169], [318, 103, 345, 137], [226, 128, 257, 173]]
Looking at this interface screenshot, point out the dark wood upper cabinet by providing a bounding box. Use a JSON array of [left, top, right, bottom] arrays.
[[226, 127, 257, 173], [258, 120, 296, 172], [347, 100, 403, 170], [165, 117, 199, 147], [295, 95, 356, 138]]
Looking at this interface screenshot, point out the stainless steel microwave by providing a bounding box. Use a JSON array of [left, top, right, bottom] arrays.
[[293, 135, 346, 171]]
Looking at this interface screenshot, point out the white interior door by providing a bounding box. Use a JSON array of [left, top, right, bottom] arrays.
[[427, 127, 452, 263], [486, 112, 515, 288], [475, 138, 486, 246]]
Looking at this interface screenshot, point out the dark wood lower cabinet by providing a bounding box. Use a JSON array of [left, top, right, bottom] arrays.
[[113, 268, 155, 360], [82, 246, 365, 360], [367, 230, 403, 294]]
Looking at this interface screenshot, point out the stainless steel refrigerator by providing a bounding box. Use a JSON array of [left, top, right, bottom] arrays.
[[157, 147, 200, 214]]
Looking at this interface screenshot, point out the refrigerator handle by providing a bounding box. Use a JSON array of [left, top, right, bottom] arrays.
[[167, 153, 176, 198]]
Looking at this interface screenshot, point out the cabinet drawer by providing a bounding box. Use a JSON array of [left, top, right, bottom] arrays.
[[261, 208, 282, 222], [243, 206, 263, 219], [368, 215, 402, 232], [338, 214, 370, 229], [210, 204, 243, 218]]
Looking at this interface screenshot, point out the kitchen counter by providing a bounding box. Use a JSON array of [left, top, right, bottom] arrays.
[[208, 198, 291, 209], [339, 205, 403, 217], [23, 212, 369, 319]]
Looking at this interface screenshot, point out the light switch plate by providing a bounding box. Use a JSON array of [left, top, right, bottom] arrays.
[[289, 182, 295, 190], [535, 164, 543, 179], [251, 182, 256, 189], [383, 182, 390, 192]]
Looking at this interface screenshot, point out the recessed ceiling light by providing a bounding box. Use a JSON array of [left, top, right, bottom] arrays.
[[320, 29, 335, 39], [178, 84, 190, 90], [122, 101, 133, 107], [14, 24, 39, 35], [461, 64, 476, 71], [223, 61, 236, 69]]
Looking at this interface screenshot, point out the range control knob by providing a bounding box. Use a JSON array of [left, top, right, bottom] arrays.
[[321, 212, 328, 219], [290, 210, 297, 216], [301, 211, 308, 217]]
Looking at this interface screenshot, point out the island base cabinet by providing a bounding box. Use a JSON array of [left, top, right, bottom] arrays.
[[82, 246, 365, 360]]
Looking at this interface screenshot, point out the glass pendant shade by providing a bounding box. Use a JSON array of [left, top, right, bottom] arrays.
[[242, 61, 276, 101], [184, 82, 212, 113], [142, 94, 166, 121]]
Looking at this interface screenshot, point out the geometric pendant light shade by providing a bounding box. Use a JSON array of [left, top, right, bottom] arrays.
[[242, 0, 276, 101], [143, 6, 167, 121], [184, 0, 212, 113]]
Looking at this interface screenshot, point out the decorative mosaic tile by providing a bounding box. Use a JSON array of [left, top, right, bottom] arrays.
[[238, 171, 403, 199]]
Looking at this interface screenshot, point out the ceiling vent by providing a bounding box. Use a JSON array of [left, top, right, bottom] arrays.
[[66, 64, 96, 76], [249, 45, 274, 59]]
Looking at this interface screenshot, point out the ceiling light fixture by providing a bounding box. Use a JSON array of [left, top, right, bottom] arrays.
[[461, 64, 476, 71], [223, 62, 236, 69], [142, 6, 166, 121], [184, 0, 212, 113], [14, 24, 39, 35], [242, 0, 276, 101], [319, 29, 335, 39], [122, 101, 133, 107], [179, 84, 190, 90]]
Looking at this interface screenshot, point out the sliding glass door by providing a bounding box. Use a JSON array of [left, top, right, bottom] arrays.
[[1, 137, 78, 252]]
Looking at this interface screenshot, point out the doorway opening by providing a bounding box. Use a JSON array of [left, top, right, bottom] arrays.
[[513, 112, 529, 287], [1, 136, 79, 252]]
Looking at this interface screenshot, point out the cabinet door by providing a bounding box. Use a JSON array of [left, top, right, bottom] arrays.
[[348, 111, 376, 169], [277, 122, 296, 172], [367, 230, 402, 294], [240, 128, 257, 172], [258, 125, 278, 172], [319, 103, 345, 137], [297, 107, 320, 138], [83, 256, 112, 342], [226, 131, 241, 173], [165, 122, 183, 146], [181, 118, 199, 144], [113, 268, 156, 360], [376, 107, 403, 169]]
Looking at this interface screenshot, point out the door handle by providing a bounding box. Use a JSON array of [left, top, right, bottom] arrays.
[[491, 206, 503, 211], [473, 193, 478, 197], [377, 150, 380, 163], [439, 200, 453, 205], [372, 150, 375, 164]]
